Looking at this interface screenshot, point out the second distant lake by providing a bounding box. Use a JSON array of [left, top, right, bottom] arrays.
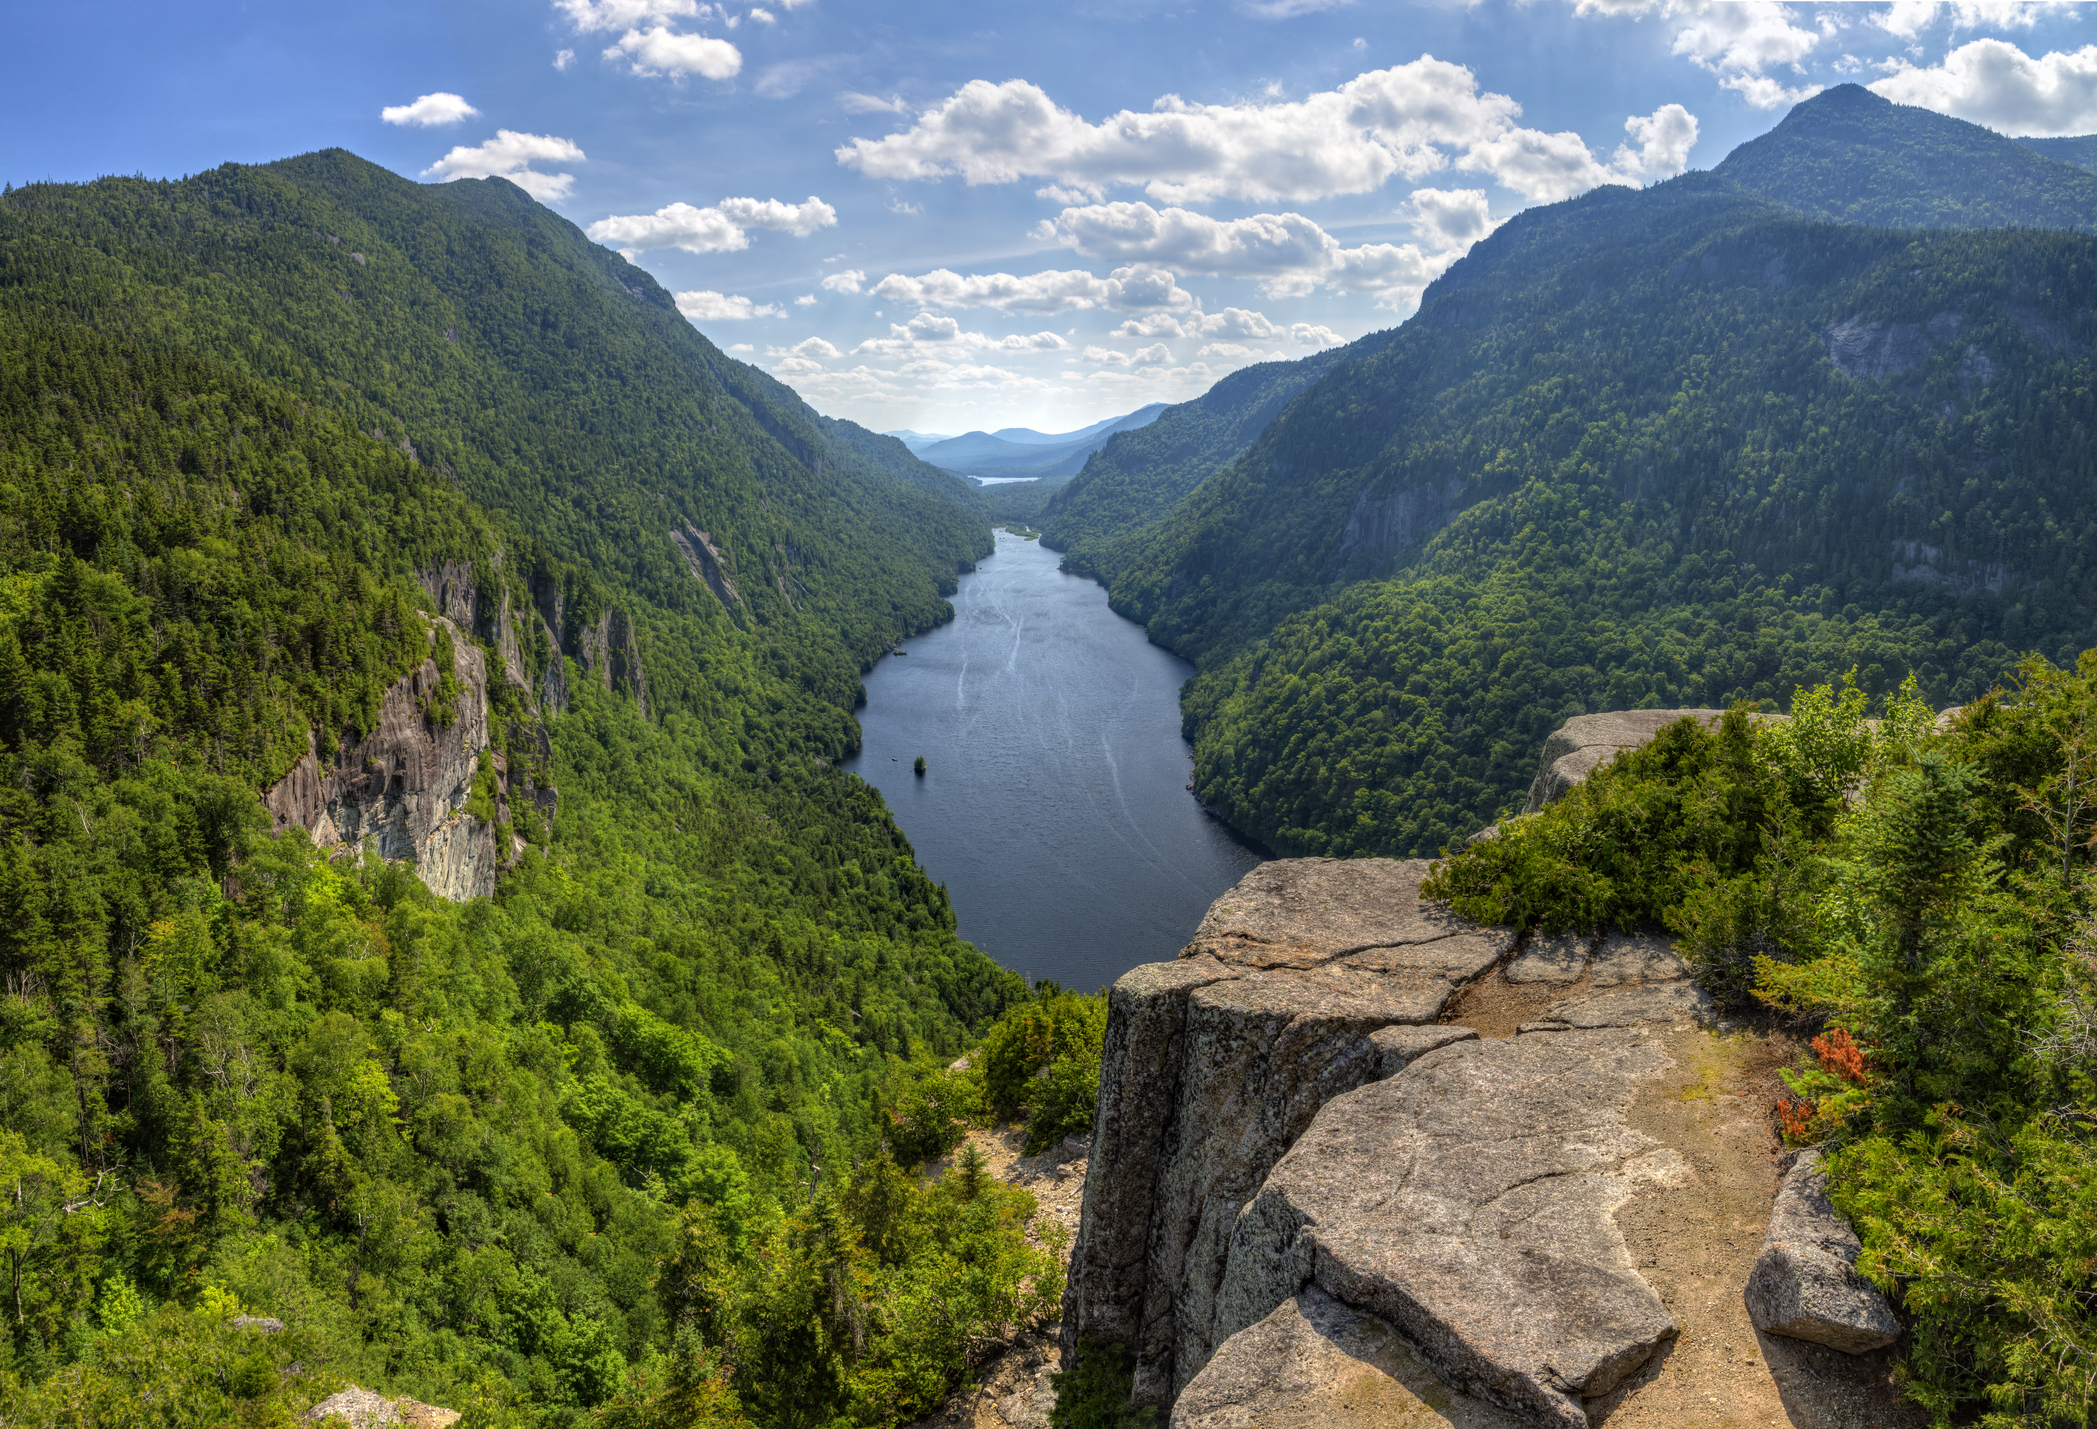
[[842, 531, 1266, 993]]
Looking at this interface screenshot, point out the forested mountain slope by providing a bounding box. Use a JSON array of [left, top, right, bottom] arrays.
[[0, 154, 1048, 1427], [2020, 132, 2097, 173], [1039, 342, 1380, 581], [916, 403, 1165, 484], [1, 151, 988, 704], [1716, 83, 2097, 230], [1087, 129, 2097, 857]]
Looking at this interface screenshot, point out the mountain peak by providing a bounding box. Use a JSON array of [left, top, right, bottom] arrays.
[[1716, 82, 2097, 231]]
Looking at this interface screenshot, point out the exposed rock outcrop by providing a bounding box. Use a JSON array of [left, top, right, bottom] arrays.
[[671, 525, 747, 614], [1062, 858, 1514, 1404], [1061, 707, 1876, 1426], [417, 558, 561, 709], [1174, 1286, 1522, 1428], [264, 617, 549, 902], [1213, 1029, 1691, 1429], [1521, 710, 1725, 814], [1745, 1150, 1901, 1354], [303, 1385, 460, 1428]]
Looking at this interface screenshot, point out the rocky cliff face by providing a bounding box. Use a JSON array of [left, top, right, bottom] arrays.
[[1062, 709, 1897, 1428], [263, 615, 552, 902]]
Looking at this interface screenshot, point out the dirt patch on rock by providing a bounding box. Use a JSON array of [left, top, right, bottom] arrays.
[[1590, 1027, 1920, 1428], [1442, 962, 1597, 1036]]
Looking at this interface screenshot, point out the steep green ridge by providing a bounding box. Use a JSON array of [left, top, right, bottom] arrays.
[[0, 152, 989, 706], [0, 157, 1043, 1427], [1039, 342, 1378, 583], [1098, 170, 2097, 856], [1717, 84, 2097, 230], [2017, 132, 2097, 173]]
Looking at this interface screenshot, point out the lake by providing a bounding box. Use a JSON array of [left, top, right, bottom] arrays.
[[842, 531, 1267, 993]]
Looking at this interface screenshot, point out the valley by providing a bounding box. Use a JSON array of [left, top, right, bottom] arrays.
[[0, 71, 2093, 1429]]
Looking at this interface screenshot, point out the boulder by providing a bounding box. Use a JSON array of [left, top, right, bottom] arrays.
[[1172, 1286, 1522, 1428], [1744, 1150, 1901, 1354], [1213, 1030, 1689, 1429], [1061, 859, 1513, 1406], [1521, 710, 1725, 815]]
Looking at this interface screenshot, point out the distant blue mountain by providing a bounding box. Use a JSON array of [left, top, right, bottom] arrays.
[[917, 403, 1168, 484], [884, 429, 958, 454]]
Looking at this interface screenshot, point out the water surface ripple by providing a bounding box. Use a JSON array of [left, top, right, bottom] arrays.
[[843, 531, 1266, 993]]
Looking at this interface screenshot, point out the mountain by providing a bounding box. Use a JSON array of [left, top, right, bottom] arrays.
[[990, 408, 1164, 446], [2018, 133, 2097, 173], [0, 152, 1048, 1425], [1056, 95, 2097, 860], [1039, 345, 1383, 581], [885, 427, 957, 452], [1716, 82, 2097, 230], [915, 403, 1167, 483]]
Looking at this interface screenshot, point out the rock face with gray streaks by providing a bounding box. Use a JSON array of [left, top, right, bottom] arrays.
[[1065, 709, 1755, 1422], [1520, 710, 1726, 814], [1173, 1286, 1523, 1429], [1213, 1030, 1690, 1429], [1745, 1150, 1901, 1354], [263, 617, 551, 902], [1060, 858, 1514, 1405]]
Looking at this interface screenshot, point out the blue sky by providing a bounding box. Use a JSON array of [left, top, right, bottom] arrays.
[[6, 1, 2094, 434]]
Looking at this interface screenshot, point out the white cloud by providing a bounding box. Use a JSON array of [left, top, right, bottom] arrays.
[[836, 61, 1526, 204], [1872, 1, 2060, 39], [841, 91, 910, 114], [556, 0, 703, 30], [728, 343, 755, 352], [1353, 37, 1368, 50], [585, 196, 837, 254], [819, 268, 867, 293], [1456, 127, 1621, 203], [1036, 183, 1105, 205], [381, 93, 479, 127], [676, 290, 782, 321], [788, 336, 841, 358], [1083, 343, 1172, 367], [852, 311, 1072, 355], [555, 48, 577, 69], [1199, 341, 1255, 359], [1565, 1, 1818, 110], [794, 294, 817, 305], [1290, 322, 1345, 348], [423, 131, 585, 202], [1403, 187, 1497, 249], [1198, 307, 1280, 339], [1872, 39, 2097, 134], [775, 356, 824, 374], [1040, 201, 1451, 304], [1614, 103, 1699, 179], [839, 66, 1698, 207], [604, 26, 742, 78], [749, 6, 777, 21], [869, 263, 1199, 314], [1113, 313, 1187, 338]]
